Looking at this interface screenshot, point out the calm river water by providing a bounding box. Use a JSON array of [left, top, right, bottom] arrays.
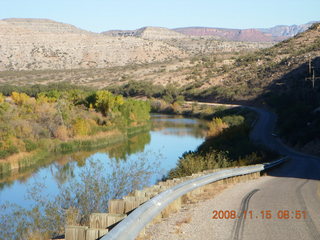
[[0, 114, 206, 209]]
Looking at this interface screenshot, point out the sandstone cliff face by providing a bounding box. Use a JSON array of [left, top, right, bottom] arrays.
[[173, 23, 316, 42], [0, 19, 187, 71]]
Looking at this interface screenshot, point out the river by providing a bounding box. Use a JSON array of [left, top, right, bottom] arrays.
[[0, 114, 207, 210]]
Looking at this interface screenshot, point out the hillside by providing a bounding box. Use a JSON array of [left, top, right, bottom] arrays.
[[183, 23, 320, 153], [0, 18, 273, 83], [193, 23, 320, 102], [2, 18, 93, 34], [101, 23, 320, 154], [0, 19, 188, 71], [99, 23, 320, 152], [0, 19, 318, 93], [102, 26, 273, 56], [0, 19, 274, 72]]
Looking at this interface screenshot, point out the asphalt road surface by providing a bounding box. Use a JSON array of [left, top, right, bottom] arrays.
[[187, 103, 320, 240]]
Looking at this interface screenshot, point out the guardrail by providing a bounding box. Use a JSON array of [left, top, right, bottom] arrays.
[[101, 157, 287, 240]]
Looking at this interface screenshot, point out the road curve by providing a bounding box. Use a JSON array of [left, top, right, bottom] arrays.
[[174, 102, 320, 240]]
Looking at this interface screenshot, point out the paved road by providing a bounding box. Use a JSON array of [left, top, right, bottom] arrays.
[[186, 103, 320, 240]]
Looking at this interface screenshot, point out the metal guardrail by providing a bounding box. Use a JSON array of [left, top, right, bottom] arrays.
[[101, 158, 287, 240]]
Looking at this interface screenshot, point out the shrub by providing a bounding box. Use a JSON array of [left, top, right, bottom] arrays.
[[54, 126, 69, 141], [11, 92, 31, 105], [23, 139, 37, 152], [222, 115, 244, 127], [72, 119, 91, 136], [0, 145, 19, 159], [207, 118, 228, 138], [168, 150, 230, 178]]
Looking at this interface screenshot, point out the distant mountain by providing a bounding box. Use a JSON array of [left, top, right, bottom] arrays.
[[258, 22, 315, 38], [0, 18, 316, 72], [103, 26, 186, 40], [103, 22, 317, 43], [0, 19, 272, 71], [173, 22, 318, 42], [0, 18, 187, 71], [173, 27, 273, 42], [3, 18, 93, 34]]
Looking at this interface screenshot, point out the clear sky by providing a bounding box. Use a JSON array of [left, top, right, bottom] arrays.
[[1, 0, 319, 32]]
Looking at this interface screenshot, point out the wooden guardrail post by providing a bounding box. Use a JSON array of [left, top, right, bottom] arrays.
[[108, 199, 125, 214], [90, 213, 127, 229], [86, 229, 99, 240], [144, 186, 159, 198], [65, 225, 88, 240], [123, 196, 149, 213], [133, 190, 147, 198]]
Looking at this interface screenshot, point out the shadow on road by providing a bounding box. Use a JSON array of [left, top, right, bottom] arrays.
[[265, 155, 320, 181]]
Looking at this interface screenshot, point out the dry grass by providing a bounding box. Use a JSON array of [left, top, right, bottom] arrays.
[[174, 215, 192, 227], [72, 129, 121, 141], [0, 151, 34, 164]]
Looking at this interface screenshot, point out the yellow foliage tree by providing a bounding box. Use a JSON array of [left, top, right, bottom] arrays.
[[207, 118, 229, 138], [11, 92, 31, 105], [95, 90, 115, 115], [0, 93, 4, 103], [114, 95, 124, 107], [95, 90, 124, 115], [36, 92, 57, 103], [72, 119, 91, 136]]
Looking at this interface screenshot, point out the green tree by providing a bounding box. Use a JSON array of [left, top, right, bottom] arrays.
[[95, 90, 116, 115]]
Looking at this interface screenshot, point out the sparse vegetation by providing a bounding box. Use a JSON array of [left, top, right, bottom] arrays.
[[167, 106, 277, 178]]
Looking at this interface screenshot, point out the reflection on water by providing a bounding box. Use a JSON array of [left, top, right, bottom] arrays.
[[151, 114, 207, 138], [106, 131, 151, 160], [0, 114, 206, 209]]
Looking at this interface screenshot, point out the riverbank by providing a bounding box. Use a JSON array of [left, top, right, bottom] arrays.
[[0, 114, 206, 240], [150, 101, 279, 179], [0, 123, 151, 179]]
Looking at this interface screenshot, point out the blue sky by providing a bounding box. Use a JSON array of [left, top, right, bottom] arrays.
[[1, 0, 319, 32]]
